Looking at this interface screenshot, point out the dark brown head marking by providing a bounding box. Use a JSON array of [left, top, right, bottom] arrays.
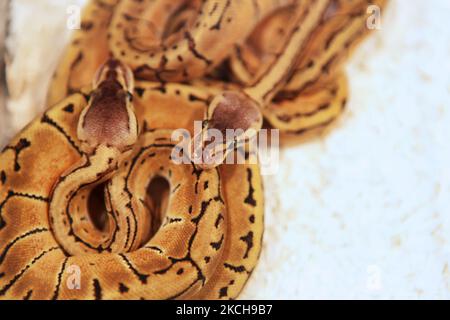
[[78, 59, 137, 152], [208, 91, 262, 134], [191, 91, 263, 169], [82, 82, 131, 148]]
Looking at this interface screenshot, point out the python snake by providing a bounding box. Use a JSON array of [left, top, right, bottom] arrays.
[[0, 0, 387, 299]]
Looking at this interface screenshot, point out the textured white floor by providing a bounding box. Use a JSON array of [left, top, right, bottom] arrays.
[[2, 0, 450, 299], [242, 0, 450, 299]]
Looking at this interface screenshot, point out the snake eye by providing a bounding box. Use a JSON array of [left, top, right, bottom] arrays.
[[127, 91, 133, 102]]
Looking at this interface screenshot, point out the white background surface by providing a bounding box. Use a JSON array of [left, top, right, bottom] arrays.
[[243, 0, 450, 299], [2, 0, 450, 299]]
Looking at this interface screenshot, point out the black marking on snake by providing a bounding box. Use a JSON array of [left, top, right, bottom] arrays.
[[223, 262, 250, 274], [188, 93, 209, 104], [144, 245, 163, 254], [240, 231, 254, 259], [219, 286, 228, 299], [215, 213, 224, 228], [191, 163, 204, 194], [51, 257, 69, 300], [166, 275, 202, 300], [104, 186, 120, 249], [0, 191, 49, 230], [139, 153, 153, 165], [133, 64, 174, 83], [119, 283, 129, 294], [0, 227, 49, 265], [80, 21, 94, 31], [122, 12, 138, 22], [93, 279, 102, 300], [150, 84, 167, 94], [141, 121, 154, 133], [209, 2, 219, 16], [79, 91, 91, 103], [119, 254, 149, 284], [0, 246, 59, 296], [184, 31, 212, 66], [218, 279, 235, 299], [135, 87, 145, 98], [172, 183, 181, 194], [41, 114, 83, 155], [158, 55, 169, 80], [0, 170, 6, 185], [324, 23, 347, 51], [210, 234, 224, 251], [321, 54, 338, 74], [3, 138, 31, 172], [63, 103, 75, 113], [163, 217, 183, 226], [244, 168, 257, 207], [210, 0, 231, 31], [124, 216, 132, 249], [23, 290, 33, 300]]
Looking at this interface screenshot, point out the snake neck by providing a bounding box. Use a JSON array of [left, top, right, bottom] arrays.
[[49, 145, 130, 255], [49, 59, 140, 255]]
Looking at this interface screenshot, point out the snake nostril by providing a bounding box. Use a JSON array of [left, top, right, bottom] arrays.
[[87, 183, 109, 232]]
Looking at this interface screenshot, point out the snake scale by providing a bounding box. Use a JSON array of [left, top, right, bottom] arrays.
[[0, 0, 387, 299]]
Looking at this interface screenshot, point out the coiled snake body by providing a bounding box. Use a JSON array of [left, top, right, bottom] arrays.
[[0, 0, 387, 299]]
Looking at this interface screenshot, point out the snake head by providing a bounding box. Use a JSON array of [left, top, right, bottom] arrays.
[[78, 59, 138, 153], [191, 91, 263, 169], [93, 58, 134, 93]]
